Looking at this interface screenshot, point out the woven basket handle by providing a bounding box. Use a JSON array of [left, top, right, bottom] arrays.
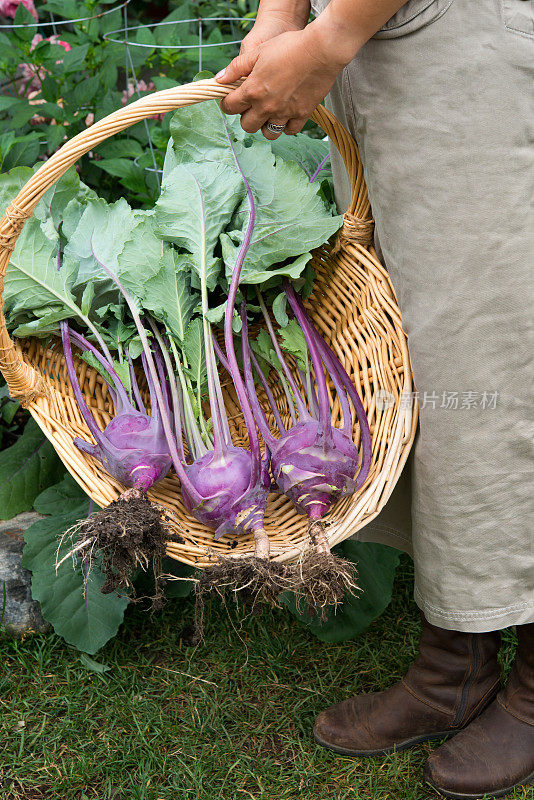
[[0, 78, 371, 403]]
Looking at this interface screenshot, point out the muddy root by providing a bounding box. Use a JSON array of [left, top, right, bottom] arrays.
[[57, 489, 180, 603], [292, 530, 359, 621], [197, 557, 292, 605], [193, 556, 293, 639]]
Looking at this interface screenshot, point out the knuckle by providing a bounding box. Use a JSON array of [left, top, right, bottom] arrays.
[[245, 85, 260, 101]]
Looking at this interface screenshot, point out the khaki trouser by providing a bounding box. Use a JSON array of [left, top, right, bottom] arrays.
[[312, 0, 534, 631]]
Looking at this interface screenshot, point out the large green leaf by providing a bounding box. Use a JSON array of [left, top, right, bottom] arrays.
[[165, 101, 341, 289], [4, 215, 79, 327], [22, 475, 129, 654], [66, 197, 140, 286], [270, 132, 332, 184], [154, 161, 242, 291], [142, 249, 197, 342], [223, 159, 341, 284], [0, 418, 64, 520], [170, 100, 248, 165], [0, 169, 100, 332], [283, 541, 400, 642]]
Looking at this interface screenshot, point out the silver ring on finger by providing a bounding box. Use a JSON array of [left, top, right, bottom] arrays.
[[266, 122, 286, 134]]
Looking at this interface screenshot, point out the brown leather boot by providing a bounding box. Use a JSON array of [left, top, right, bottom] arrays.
[[313, 613, 501, 756], [423, 623, 534, 799]]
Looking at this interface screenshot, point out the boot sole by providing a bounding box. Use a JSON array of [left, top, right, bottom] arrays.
[[313, 728, 456, 757], [425, 771, 534, 800]]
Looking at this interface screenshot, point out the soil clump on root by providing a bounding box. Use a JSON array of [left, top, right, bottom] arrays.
[[59, 489, 180, 605]]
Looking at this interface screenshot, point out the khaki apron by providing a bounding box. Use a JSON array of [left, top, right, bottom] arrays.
[[312, 0, 534, 631]]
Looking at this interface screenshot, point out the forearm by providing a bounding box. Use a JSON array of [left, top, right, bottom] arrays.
[[254, 0, 311, 28], [308, 0, 408, 63]]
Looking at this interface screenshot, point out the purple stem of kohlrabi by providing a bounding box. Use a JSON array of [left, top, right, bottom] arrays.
[[211, 333, 230, 373], [66, 328, 122, 412], [140, 351, 160, 428], [222, 117, 264, 490], [89, 241, 203, 506], [309, 153, 330, 184], [126, 352, 147, 414], [283, 285, 333, 444], [207, 336, 232, 447], [257, 292, 310, 422], [147, 321, 187, 464], [213, 329, 284, 434], [297, 366, 320, 420], [61, 322, 107, 449], [287, 284, 372, 488], [239, 304, 276, 445], [250, 349, 286, 434]]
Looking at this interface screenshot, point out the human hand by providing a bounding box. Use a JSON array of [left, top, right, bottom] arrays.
[[239, 8, 309, 57], [217, 23, 354, 140]]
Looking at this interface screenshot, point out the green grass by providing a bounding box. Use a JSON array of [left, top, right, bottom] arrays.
[[0, 556, 532, 800]]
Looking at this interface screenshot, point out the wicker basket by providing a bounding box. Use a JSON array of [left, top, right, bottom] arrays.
[[0, 79, 417, 568]]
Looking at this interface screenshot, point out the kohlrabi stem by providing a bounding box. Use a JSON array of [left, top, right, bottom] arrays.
[[211, 334, 230, 373], [127, 353, 147, 414], [297, 366, 319, 420], [280, 373, 298, 427], [222, 115, 262, 490], [257, 291, 309, 421], [168, 336, 208, 459], [240, 304, 275, 445], [60, 322, 106, 448], [65, 328, 124, 412], [192, 173, 227, 460], [208, 336, 232, 447], [284, 284, 332, 442], [289, 287, 373, 488], [90, 244, 203, 506], [148, 322, 187, 463], [250, 350, 286, 434]]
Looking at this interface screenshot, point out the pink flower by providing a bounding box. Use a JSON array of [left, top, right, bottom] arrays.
[[31, 33, 71, 52], [121, 80, 164, 121], [0, 0, 38, 21], [121, 79, 156, 106], [19, 34, 71, 96]]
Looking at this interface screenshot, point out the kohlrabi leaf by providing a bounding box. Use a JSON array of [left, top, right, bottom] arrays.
[[141, 249, 197, 342], [66, 197, 139, 286], [4, 215, 80, 328], [272, 291, 288, 327], [279, 319, 309, 371], [270, 132, 332, 184], [40, 168, 97, 231], [116, 210, 167, 293], [251, 328, 283, 374], [23, 475, 129, 654], [169, 100, 247, 165], [223, 160, 341, 285], [154, 161, 243, 291]]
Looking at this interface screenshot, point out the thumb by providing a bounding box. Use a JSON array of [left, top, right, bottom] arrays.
[[215, 50, 257, 84]]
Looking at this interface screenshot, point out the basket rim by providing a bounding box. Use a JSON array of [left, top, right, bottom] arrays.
[[0, 78, 418, 566]]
